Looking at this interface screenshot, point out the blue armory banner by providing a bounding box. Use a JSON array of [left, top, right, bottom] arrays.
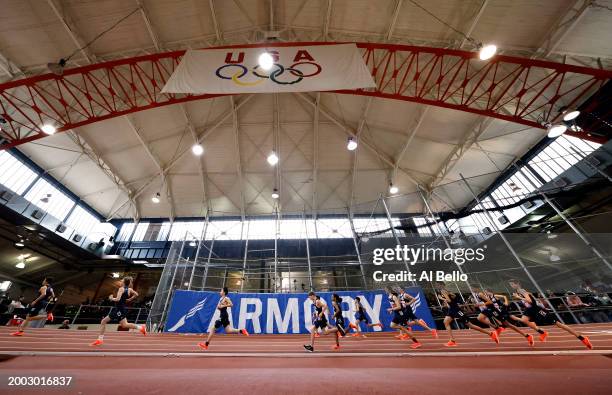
[[165, 288, 434, 334]]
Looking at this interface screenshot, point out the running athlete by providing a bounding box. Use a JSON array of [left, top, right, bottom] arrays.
[[508, 280, 592, 349], [11, 277, 55, 336], [395, 286, 438, 339], [474, 287, 534, 347], [91, 276, 146, 346], [198, 287, 249, 350], [386, 288, 422, 349], [331, 294, 347, 337], [348, 296, 382, 337], [304, 292, 340, 352], [437, 284, 499, 347]]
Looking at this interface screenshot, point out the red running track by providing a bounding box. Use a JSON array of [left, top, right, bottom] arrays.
[[1, 323, 611, 394]]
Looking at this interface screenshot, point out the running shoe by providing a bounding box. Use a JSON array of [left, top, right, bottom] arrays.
[[495, 326, 504, 335], [351, 333, 361, 337], [332, 344, 340, 350], [400, 334, 411, 340], [445, 340, 457, 347], [47, 312, 54, 322], [241, 329, 250, 336], [90, 339, 103, 346], [395, 334, 403, 339], [197, 342, 208, 351], [431, 329, 438, 338], [527, 334, 535, 347], [490, 331, 500, 344], [581, 337, 593, 350], [539, 331, 548, 342], [314, 333, 321, 338], [303, 344, 314, 352], [139, 325, 147, 336], [410, 342, 422, 349], [10, 331, 24, 337], [349, 323, 357, 330]]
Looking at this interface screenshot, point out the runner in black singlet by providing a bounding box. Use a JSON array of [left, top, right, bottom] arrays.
[[395, 285, 438, 339], [304, 292, 340, 352], [508, 279, 592, 349], [91, 276, 146, 346], [198, 287, 249, 350], [349, 296, 382, 337], [436, 283, 499, 347], [11, 277, 55, 336], [386, 288, 422, 349]]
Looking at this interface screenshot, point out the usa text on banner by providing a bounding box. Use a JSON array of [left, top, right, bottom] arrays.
[[165, 288, 434, 334], [161, 44, 376, 94]]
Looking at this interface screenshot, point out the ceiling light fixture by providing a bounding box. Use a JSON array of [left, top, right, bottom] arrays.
[[41, 124, 57, 135], [547, 123, 567, 138], [347, 137, 358, 151], [271, 188, 280, 199], [389, 183, 399, 194], [191, 143, 204, 156], [15, 261, 25, 269], [562, 110, 580, 122], [151, 192, 161, 204], [478, 44, 497, 60], [258, 52, 274, 70], [267, 151, 279, 166], [14, 240, 25, 249]]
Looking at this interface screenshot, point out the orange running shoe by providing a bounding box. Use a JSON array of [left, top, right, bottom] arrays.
[[197, 342, 208, 351], [431, 329, 438, 339], [332, 344, 340, 350], [581, 337, 593, 350], [539, 331, 548, 342], [10, 331, 24, 337], [445, 340, 457, 347], [349, 323, 357, 330], [351, 333, 360, 337], [490, 331, 500, 344], [241, 329, 249, 336], [315, 333, 321, 338], [527, 334, 535, 347], [495, 326, 504, 335], [90, 339, 103, 346], [400, 334, 411, 340], [47, 312, 54, 322], [410, 342, 422, 349], [395, 334, 403, 339], [139, 325, 147, 336]]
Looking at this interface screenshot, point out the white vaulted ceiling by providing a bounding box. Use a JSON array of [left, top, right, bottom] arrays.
[[0, 0, 610, 219]]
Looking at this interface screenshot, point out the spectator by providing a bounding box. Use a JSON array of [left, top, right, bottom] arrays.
[[58, 320, 70, 329], [7, 296, 25, 313]]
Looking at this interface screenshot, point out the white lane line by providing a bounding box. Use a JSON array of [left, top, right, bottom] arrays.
[[1, 350, 611, 358]]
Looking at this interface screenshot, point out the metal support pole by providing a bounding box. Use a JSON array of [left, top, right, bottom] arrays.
[[241, 220, 250, 291], [71, 304, 82, 325], [160, 234, 187, 325], [347, 208, 368, 289], [188, 216, 209, 290], [274, 208, 279, 292], [135, 308, 142, 324], [515, 165, 612, 272], [459, 174, 564, 322], [417, 186, 476, 299], [380, 195, 417, 286], [303, 209, 313, 291], [202, 238, 215, 290]]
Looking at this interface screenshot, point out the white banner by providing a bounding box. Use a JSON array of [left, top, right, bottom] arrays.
[[161, 44, 376, 94]]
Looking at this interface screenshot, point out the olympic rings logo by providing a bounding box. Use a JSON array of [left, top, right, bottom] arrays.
[[215, 62, 322, 86]]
